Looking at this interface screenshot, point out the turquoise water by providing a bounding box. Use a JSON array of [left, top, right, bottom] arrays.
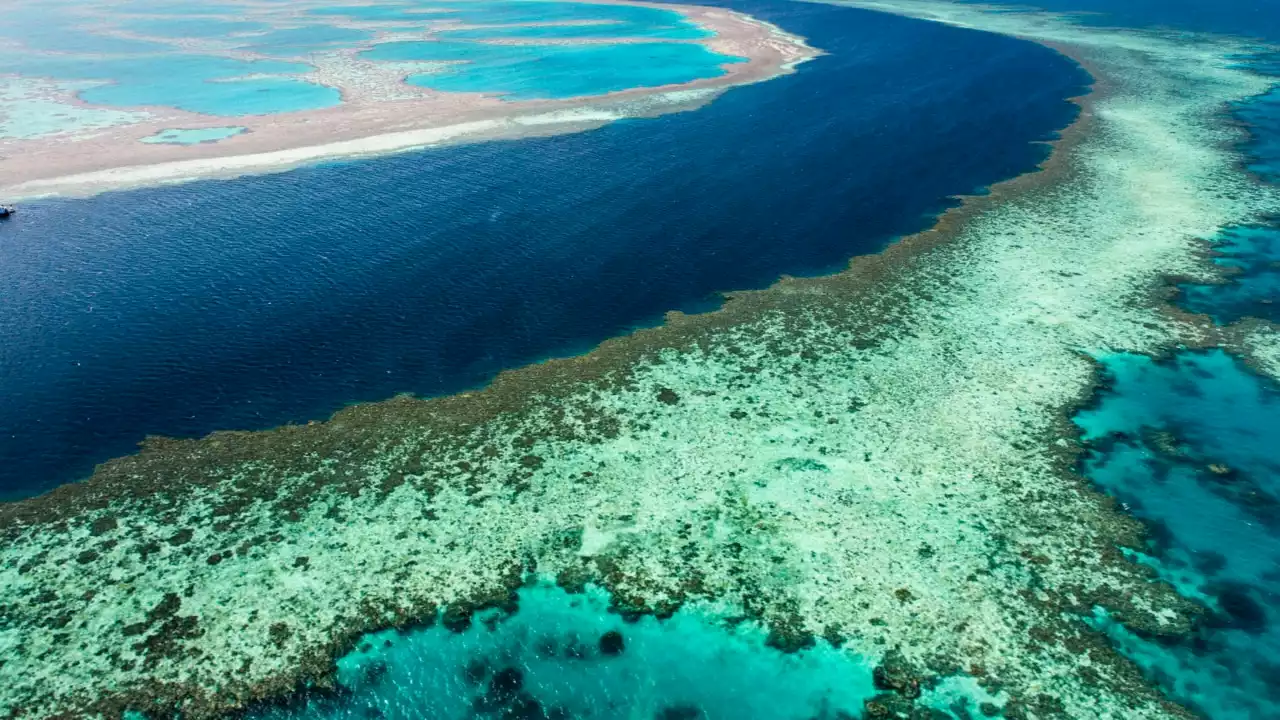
[[85, 76, 339, 116], [1076, 350, 1280, 719], [123, 17, 269, 39], [2, 0, 730, 118], [141, 126, 247, 144], [240, 26, 375, 55], [243, 583, 879, 720], [435, 2, 710, 39], [1236, 84, 1280, 181], [110, 1, 248, 15], [439, 22, 708, 40], [309, 4, 446, 21], [1176, 60, 1280, 325], [5, 6, 172, 55], [311, 0, 707, 36], [0, 53, 337, 116], [363, 41, 737, 99]]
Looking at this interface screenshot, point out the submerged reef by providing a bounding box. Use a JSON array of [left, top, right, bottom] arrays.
[[243, 582, 881, 719], [1077, 350, 1280, 720], [3, 1, 1280, 718]]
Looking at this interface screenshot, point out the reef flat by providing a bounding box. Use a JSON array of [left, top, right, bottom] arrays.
[[0, 0, 815, 198], [4, 1, 1280, 718]]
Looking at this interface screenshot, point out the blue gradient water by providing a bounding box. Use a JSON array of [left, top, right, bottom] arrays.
[[0, 0, 1087, 498], [362, 40, 737, 98]]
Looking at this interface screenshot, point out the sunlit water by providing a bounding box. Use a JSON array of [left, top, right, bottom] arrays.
[[0, 0, 736, 120]]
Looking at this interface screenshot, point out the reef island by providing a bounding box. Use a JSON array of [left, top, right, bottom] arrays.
[[3, 0, 1280, 719]]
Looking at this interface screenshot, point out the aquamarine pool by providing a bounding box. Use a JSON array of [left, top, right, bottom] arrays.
[[363, 40, 739, 99], [0, 53, 339, 116]]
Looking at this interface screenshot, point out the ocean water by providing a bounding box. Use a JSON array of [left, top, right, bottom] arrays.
[[361, 40, 737, 99], [1075, 351, 1280, 719], [242, 584, 880, 720], [0, 0, 1088, 499]]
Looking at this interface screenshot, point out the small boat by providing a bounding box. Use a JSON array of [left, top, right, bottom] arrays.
[[0, 205, 13, 218]]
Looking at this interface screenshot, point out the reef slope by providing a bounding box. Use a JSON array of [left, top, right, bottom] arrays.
[[3, 1, 1279, 718]]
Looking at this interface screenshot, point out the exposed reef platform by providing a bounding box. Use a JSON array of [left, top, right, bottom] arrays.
[[0, 0, 816, 199], [4, 0, 1280, 718]]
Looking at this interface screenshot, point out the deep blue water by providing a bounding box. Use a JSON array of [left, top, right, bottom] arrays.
[[0, 0, 1087, 499]]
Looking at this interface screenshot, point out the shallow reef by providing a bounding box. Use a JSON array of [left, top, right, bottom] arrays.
[[1077, 350, 1280, 720], [4, 1, 1280, 718], [244, 583, 883, 720], [1179, 224, 1280, 325]]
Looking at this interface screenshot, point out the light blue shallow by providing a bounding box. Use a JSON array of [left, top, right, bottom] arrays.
[[4, 6, 172, 55], [237, 25, 375, 55], [123, 17, 270, 39], [362, 40, 738, 99], [308, 4, 446, 21], [0, 53, 337, 116], [140, 127, 248, 144], [242, 583, 880, 720], [434, 1, 711, 39], [438, 23, 709, 40], [307, 0, 709, 38]]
